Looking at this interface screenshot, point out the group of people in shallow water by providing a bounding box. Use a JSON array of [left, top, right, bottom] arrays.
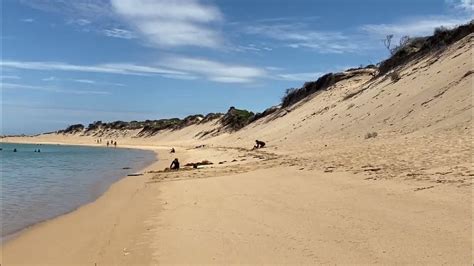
[[95, 139, 117, 147], [106, 141, 117, 147], [8, 148, 40, 152], [168, 140, 266, 171]]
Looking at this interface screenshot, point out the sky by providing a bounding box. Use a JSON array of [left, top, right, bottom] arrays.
[[1, 0, 472, 134]]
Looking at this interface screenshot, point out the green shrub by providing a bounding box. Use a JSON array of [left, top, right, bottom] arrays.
[[221, 107, 255, 131]]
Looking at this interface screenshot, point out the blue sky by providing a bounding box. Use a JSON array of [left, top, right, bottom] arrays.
[[1, 0, 472, 134]]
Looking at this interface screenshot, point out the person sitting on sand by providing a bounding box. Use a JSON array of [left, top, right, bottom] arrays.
[[170, 158, 180, 170], [254, 140, 266, 149]]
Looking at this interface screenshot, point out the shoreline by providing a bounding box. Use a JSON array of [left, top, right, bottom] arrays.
[[0, 139, 179, 264], [0, 141, 160, 244]]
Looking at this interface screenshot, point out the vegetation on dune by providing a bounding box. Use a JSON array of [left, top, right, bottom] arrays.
[[59, 124, 85, 134], [281, 73, 336, 108], [280, 67, 376, 109], [136, 118, 182, 136], [274, 21, 473, 114], [59, 113, 222, 137], [378, 20, 473, 75], [220, 107, 255, 131], [201, 113, 224, 123], [250, 105, 280, 123]]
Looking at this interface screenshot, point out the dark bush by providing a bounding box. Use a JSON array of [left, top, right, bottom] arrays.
[[220, 107, 255, 131], [60, 124, 85, 134], [390, 71, 401, 82], [378, 20, 473, 76], [281, 73, 337, 108], [86, 121, 103, 131], [250, 106, 280, 123], [200, 113, 224, 123]]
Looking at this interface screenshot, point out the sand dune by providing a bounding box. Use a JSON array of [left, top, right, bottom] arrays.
[[1, 33, 472, 264]]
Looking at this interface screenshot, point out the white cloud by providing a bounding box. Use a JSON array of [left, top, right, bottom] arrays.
[[1, 83, 110, 95], [0, 75, 21, 80], [42, 76, 57, 81], [234, 44, 273, 53], [20, 0, 113, 20], [360, 16, 470, 39], [103, 28, 135, 39], [244, 23, 358, 53], [1, 60, 190, 78], [160, 74, 199, 80], [73, 79, 96, 84], [20, 0, 225, 48], [67, 18, 92, 26], [446, 0, 474, 11], [44, 77, 124, 86], [265, 66, 284, 71], [275, 72, 324, 82], [110, 0, 223, 48], [161, 57, 267, 83], [1, 59, 269, 84], [73, 79, 127, 86], [21, 18, 35, 23], [99, 63, 189, 76]]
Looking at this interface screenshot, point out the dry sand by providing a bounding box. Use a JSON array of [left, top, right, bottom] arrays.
[[1, 141, 471, 265], [1, 34, 472, 264]]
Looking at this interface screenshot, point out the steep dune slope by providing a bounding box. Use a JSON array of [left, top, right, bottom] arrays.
[[219, 33, 472, 147], [5, 33, 472, 185]]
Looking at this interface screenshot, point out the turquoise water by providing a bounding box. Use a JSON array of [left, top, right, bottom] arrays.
[[0, 143, 155, 239]]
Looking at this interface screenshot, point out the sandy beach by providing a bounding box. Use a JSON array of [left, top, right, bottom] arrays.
[[1, 29, 473, 265], [1, 135, 472, 264]]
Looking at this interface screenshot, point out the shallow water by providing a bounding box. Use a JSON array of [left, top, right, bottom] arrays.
[[0, 143, 155, 239]]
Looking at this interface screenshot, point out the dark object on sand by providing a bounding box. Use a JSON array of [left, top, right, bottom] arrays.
[[170, 158, 180, 170], [170, 148, 175, 153], [254, 140, 266, 149], [184, 160, 214, 168], [127, 173, 143, 176]]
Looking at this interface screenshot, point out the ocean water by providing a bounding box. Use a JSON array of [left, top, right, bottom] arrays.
[[0, 143, 155, 240]]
